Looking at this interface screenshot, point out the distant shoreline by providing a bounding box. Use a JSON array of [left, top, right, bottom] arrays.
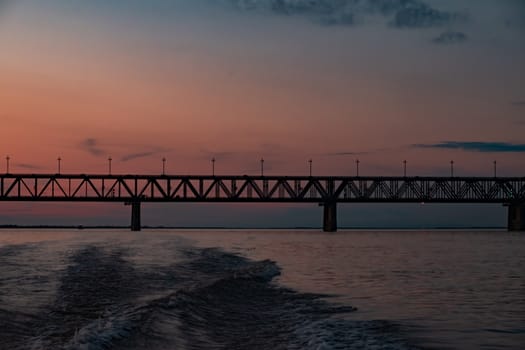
[[0, 225, 507, 231]]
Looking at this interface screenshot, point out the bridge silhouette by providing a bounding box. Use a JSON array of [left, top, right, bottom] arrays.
[[1, 173, 524, 231]]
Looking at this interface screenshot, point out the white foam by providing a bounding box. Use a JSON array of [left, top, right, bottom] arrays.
[[295, 319, 415, 350]]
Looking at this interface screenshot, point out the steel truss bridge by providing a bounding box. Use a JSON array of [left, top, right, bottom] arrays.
[[1, 174, 524, 231]]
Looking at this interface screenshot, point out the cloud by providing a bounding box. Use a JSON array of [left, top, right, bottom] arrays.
[[511, 100, 525, 106], [229, 0, 357, 26], [413, 141, 525, 153], [121, 152, 157, 162], [391, 4, 463, 28], [121, 150, 162, 162], [78, 138, 169, 162], [432, 31, 467, 44], [325, 151, 368, 156], [15, 163, 42, 170], [228, 0, 465, 28], [79, 138, 106, 157]]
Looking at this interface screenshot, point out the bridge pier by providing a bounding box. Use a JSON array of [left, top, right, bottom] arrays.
[[130, 202, 141, 231], [507, 204, 525, 231], [323, 202, 337, 232]]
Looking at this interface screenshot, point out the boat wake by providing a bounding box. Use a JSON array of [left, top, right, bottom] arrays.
[[0, 242, 419, 349]]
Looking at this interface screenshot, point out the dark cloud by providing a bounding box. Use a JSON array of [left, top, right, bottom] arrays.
[[229, 0, 465, 28], [413, 141, 525, 153], [391, 5, 462, 28], [432, 31, 467, 44], [232, 0, 357, 26], [79, 138, 168, 161], [511, 100, 525, 106], [15, 163, 42, 170], [326, 151, 368, 156], [121, 151, 160, 162], [121, 152, 155, 162], [79, 138, 106, 157]]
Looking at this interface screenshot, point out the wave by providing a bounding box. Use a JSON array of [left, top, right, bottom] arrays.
[[0, 244, 419, 350]]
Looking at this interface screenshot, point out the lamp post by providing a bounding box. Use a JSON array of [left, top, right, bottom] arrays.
[[403, 160, 407, 177], [212, 157, 215, 176], [308, 159, 312, 177], [57, 157, 61, 174], [162, 157, 166, 175], [6, 156, 10, 174], [493, 160, 497, 178], [108, 157, 112, 175], [260, 158, 264, 177], [450, 160, 454, 177], [356, 159, 360, 177]]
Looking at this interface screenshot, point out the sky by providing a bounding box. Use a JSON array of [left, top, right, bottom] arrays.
[[0, 0, 524, 227]]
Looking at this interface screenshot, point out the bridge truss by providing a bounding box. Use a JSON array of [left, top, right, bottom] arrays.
[[0, 174, 524, 203], [1, 174, 524, 231]]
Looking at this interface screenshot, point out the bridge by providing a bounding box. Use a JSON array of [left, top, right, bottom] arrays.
[[0, 173, 524, 231]]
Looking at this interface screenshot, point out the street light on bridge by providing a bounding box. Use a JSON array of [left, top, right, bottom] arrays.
[[260, 158, 264, 177], [403, 160, 407, 177], [308, 159, 312, 177], [450, 160, 454, 177], [493, 160, 497, 178], [108, 157, 112, 175], [356, 159, 360, 177], [57, 157, 61, 174], [6, 155, 10, 174], [211, 157, 216, 176], [162, 157, 166, 175]]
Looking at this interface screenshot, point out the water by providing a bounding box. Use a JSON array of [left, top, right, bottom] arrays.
[[0, 229, 523, 349]]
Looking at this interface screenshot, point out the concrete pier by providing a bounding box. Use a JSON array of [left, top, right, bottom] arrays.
[[323, 202, 337, 232], [131, 202, 141, 231], [508, 204, 524, 231]]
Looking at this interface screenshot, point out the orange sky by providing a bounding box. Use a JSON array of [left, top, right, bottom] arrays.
[[1, 1, 523, 174], [1, 0, 524, 226]]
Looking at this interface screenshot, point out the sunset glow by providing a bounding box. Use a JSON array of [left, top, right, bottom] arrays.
[[1, 0, 524, 226]]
